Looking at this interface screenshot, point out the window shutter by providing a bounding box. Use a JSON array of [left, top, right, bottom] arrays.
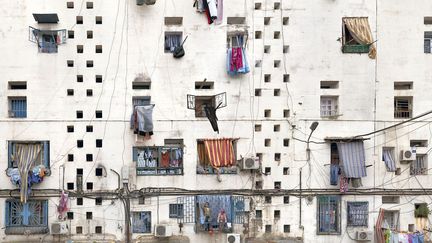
[[7, 141, 14, 168], [43, 201, 48, 225], [43, 141, 50, 167], [132, 147, 138, 162], [187, 95, 196, 110]]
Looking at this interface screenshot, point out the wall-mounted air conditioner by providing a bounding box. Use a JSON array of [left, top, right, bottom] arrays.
[[240, 157, 259, 170], [227, 233, 241, 243], [51, 222, 68, 235], [154, 224, 172, 237], [400, 148, 416, 163], [355, 230, 373, 241]]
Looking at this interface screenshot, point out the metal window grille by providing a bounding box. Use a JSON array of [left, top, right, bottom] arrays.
[[232, 196, 245, 224], [317, 196, 341, 234], [347, 202, 368, 227], [134, 146, 183, 176], [394, 97, 412, 118], [411, 154, 427, 175], [176, 196, 195, 223], [132, 211, 151, 233], [169, 204, 184, 218], [320, 97, 338, 117], [10, 98, 27, 118], [6, 200, 48, 227]]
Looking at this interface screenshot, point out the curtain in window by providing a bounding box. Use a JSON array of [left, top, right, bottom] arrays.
[[382, 149, 396, 172], [337, 141, 367, 178], [132, 212, 151, 233], [165, 34, 181, 52], [15, 144, 42, 203], [343, 17, 376, 59], [203, 138, 235, 167], [198, 142, 211, 166]]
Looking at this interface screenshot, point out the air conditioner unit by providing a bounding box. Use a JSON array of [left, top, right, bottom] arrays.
[[227, 233, 241, 243], [355, 230, 373, 241], [400, 149, 416, 162], [154, 224, 172, 237], [51, 222, 68, 235], [240, 157, 259, 170]]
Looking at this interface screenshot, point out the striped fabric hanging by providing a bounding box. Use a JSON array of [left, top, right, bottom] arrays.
[[203, 139, 235, 167]]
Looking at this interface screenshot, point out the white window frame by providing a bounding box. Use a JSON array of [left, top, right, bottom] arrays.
[[320, 96, 338, 117]]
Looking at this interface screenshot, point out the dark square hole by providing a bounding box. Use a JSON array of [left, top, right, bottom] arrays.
[[284, 196, 290, 204], [265, 196, 272, 203], [86, 182, 93, 190], [76, 110, 83, 119], [67, 89, 74, 96], [283, 167, 289, 175], [68, 30, 74, 39], [87, 89, 93, 96], [95, 75, 102, 83], [76, 16, 83, 24], [95, 168, 103, 176], [284, 225, 290, 233], [274, 210, 280, 219], [77, 140, 84, 148], [67, 182, 74, 190], [95, 197, 102, 205], [86, 212, 93, 219], [67, 125, 74, 133], [77, 75, 83, 82], [96, 139, 102, 148], [67, 60, 74, 67], [274, 181, 281, 189], [95, 110, 102, 118], [87, 30, 93, 39], [68, 154, 74, 162], [86, 154, 93, 161], [67, 212, 74, 219], [77, 168, 83, 175], [76, 226, 83, 234], [95, 226, 102, 234], [265, 167, 271, 175], [77, 197, 83, 205], [95, 16, 102, 24], [86, 125, 93, 132], [86, 60, 94, 67]]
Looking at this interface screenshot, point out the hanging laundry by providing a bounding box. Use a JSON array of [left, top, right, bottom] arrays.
[[215, 0, 223, 24], [161, 151, 170, 168], [340, 176, 348, 193], [204, 105, 219, 133], [330, 164, 339, 185], [207, 0, 218, 19], [194, 0, 205, 12], [351, 178, 363, 188], [57, 192, 69, 219], [131, 105, 155, 137]]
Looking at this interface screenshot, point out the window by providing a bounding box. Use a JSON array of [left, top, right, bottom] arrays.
[[255, 31, 262, 39], [169, 204, 184, 218], [95, 16, 102, 24], [134, 145, 183, 175], [76, 16, 83, 24], [193, 96, 215, 117], [283, 139, 290, 147], [274, 2, 280, 9], [87, 30, 93, 39], [284, 196, 290, 204], [394, 81, 413, 90], [317, 196, 341, 234], [77, 75, 83, 82], [86, 89, 93, 96], [67, 89, 74, 96], [411, 154, 428, 175], [86, 212, 92, 220], [67, 126, 74, 133], [133, 96, 151, 107], [255, 2, 262, 10], [383, 210, 399, 231], [76, 226, 83, 234], [382, 196, 400, 204], [320, 96, 338, 117], [96, 139, 102, 148], [195, 81, 214, 90], [274, 210, 280, 219], [132, 81, 151, 89], [95, 110, 102, 118], [164, 32, 182, 53], [425, 17, 432, 25], [283, 109, 290, 117], [77, 140, 83, 148], [5, 200, 48, 234], [86, 125, 93, 132], [67, 2, 74, 8], [164, 17, 183, 25], [320, 81, 339, 89], [86, 60, 93, 67], [86, 2, 93, 9], [265, 196, 272, 203], [77, 198, 83, 205], [425, 32, 432, 53], [95, 45, 102, 53], [283, 167, 289, 175], [265, 225, 272, 233], [29, 27, 66, 53], [284, 225, 291, 233], [255, 124, 262, 131], [95, 75, 103, 83], [283, 74, 290, 82], [67, 60, 74, 67], [283, 45, 289, 53], [67, 212, 74, 219], [86, 154, 93, 162], [95, 226, 102, 234], [342, 18, 372, 54], [95, 168, 103, 176], [9, 97, 27, 118], [68, 154, 73, 162], [8, 141, 50, 168], [68, 30, 74, 39], [347, 202, 368, 227], [196, 139, 237, 174], [67, 183, 74, 190], [132, 212, 151, 233], [274, 181, 281, 189], [264, 109, 271, 117], [255, 210, 262, 218], [283, 17, 289, 25], [9, 81, 27, 90], [264, 17, 270, 25], [227, 17, 245, 25], [264, 167, 271, 174], [410, 140, 428, 147], [394, 96, 412, 118], [274, 89, 281, 96]]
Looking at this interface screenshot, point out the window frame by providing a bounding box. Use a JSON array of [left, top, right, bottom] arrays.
[[164, 32, 182, 53], [341, 18, 370, 54], [320, 96, 339, 117], [383, 210, 400, 231], [169, 203, 184, 219], [196, 139, 238, 175], [133, 145, 184, 176], [317, 195, 341, 235], [9, 97, 27, 118], [346, 201, 369, 227], [5, 200, 49, 235], [394, 96, 412, 119], [8, 141, 50, 169], [132, 211, 151, 234]]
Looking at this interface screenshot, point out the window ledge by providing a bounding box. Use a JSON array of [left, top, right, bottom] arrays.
[[342, 44, 369, 54], [5, 226, 49, 235]]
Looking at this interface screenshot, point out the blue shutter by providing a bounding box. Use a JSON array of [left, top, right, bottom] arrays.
[[43, 141, 50, 167], [7, 141, 13, 168], [22, 203, 29, 226], [132, 147, 138, 162], [43, 201, 48, 225], [5, 201, 11, 226], [232, 196, 245, 224]]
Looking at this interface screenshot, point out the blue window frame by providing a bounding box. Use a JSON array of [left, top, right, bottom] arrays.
[[5, 200, 48, 234], [9, 97, 27, 118], [8, 141, 50, 168], [132, 211, 151, 233], [317, 195, 341, 234]]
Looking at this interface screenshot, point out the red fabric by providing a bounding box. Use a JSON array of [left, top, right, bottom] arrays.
[[375, 208, 385, 243], [339, 176, 348, 193], [230, 47, 243, 71], [161, 151, 170, 168], [203, 139, 235, 167]]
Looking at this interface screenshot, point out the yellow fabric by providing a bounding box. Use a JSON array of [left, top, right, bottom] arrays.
[[343, 17, 376, 59], [16, 143, 42, 203]]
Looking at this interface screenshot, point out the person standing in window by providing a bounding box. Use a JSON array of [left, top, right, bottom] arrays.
[[217, 209, 227, 232], [201, 202, 212, 231]]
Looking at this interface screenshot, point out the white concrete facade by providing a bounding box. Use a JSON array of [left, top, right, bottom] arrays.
[[0, 0, 432, 243]]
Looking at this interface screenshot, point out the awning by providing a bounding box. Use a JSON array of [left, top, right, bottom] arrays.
[[33, 13, 59, 23], [337, 141, 367, 178]]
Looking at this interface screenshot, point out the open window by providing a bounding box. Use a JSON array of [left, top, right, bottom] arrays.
[[5, 200, 48, 235], [196, 139, 237, 174], [383, 210, 400, 231], [29, 27, 67, 53], [394, 96, 412, 118], [342, 17, 376, 58], [187, 92, 227, 117], [164, 32, 182, 53], [133, 142, 183, 175], [8, 141, 50, 168]]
